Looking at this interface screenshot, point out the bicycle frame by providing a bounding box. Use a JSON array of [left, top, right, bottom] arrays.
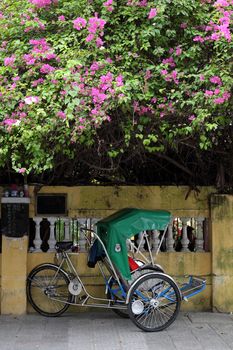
[[46, 229, 128, 310]]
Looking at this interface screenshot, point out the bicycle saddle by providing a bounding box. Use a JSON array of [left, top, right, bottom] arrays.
[[55, 241, 73, 252]]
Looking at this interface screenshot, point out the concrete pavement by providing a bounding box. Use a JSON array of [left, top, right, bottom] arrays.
[[0, 312, 233, 350]]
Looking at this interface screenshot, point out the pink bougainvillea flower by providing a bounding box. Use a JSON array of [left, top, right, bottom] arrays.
[[210, 33, 221, 41], [28, 0, 53, 8], [19, 112, 27, 118], [90, 61, 100, 72], [214, 0, 230, 7], [106, 57, 113, 64], [23, 54, 36, 65], [103, 0, 114, 11], [10, 83, 17, 90], [103, 0, 113, 6], [210, 76, 222, 85], [188, 115, 196, 121], [58, 15, 65, 21], [86, 34, 95, 42], [161, 69, 168, 75], [18, 168, 27, 174], [204, 90, 214, 97], [57, 111, 66, 119], [199, 74, 205, 81], [116, 75, 124, 87], [193, 36, 205, 43], [100, 72, 113, 84], [4, 55, 15, 67], [3, 118, 17, 126], [73, 17, 87, 30], [96, 37, 104, 47], [40, 64, 55, 74], [88, 16, 106, 35], [91, 87, 107, 104], [51, 79, 58, 84], [214, 97, 225, 104], [145, 70, 152, 80], [12, 76, 20, 82], [222, 91, 231, 100], [151, 97, 157, 104], [45, 53, 57, 60], [162, 57, 176, 67], [32, 78, 44, 87], [24, 96, 39, 104], [139, 0, 148, 7], [180, 23, 187, 29], [148, 8, 157, 19], [175, 47, 182, 56]]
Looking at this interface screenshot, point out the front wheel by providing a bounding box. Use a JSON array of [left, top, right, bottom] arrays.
[[27, 264, 73, 317], [127, 272, 181, 332]]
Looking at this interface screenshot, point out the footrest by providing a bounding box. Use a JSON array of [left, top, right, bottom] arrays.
[[180, 276, 206, 300]]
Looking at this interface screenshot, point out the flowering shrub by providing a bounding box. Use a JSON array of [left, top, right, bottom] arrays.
[[0, 0, 232, 184]]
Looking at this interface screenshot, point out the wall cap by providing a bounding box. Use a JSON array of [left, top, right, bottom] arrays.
[[1, 197, 30, 204]]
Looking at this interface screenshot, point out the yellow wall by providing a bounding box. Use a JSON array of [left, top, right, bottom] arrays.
[[1, 236, 28, 315], [29, 185, 213, 218], [211, 195, 233, 312]]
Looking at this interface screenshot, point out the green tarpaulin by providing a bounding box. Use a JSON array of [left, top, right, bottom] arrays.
[[96, 208, 171, 280]]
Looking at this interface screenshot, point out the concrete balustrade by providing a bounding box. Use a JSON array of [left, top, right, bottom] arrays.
[[30, 216, 207, 253]]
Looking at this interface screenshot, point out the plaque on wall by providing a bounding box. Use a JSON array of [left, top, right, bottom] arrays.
[[36, 194, 67, 215], [1, 199, 29, 237]]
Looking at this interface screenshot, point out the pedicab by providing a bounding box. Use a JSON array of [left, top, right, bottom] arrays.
[[27, 208, 206, 332]]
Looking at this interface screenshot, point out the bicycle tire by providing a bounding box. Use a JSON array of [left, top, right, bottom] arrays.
[[107, 265, 164, 319], [27, 264, 73, 317], [127, 272, 181, 332]]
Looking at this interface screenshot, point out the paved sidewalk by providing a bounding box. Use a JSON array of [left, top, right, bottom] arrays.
[[0, 312, 233, 350]]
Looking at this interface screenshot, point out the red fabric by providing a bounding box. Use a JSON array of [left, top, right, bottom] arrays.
[[128, 256, 139, 271]]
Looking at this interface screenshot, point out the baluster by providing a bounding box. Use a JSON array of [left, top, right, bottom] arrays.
[[152, 230, 160, 252], [181, 218, 189, 252], [69, 219, 78, 244], [55, 218, 65, 242], [32, 217, 43, 251], [195, 217, 205, 252], [136, 231, 146, 252], [90, 218, 99, 232], [64, 218, 70, 241], [77, 218, 87, 252], [167, 221, 175, 252], [89, 218, 100, 244], [47, 217, 57, 251]]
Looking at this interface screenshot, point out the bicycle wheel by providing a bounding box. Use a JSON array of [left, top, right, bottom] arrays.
[[127, 272, 181, 332], [27, 264, 73, 317], [107, 266, 164, 319]]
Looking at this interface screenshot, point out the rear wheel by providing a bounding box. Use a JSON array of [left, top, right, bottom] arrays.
[[108, 265, 164, 319], [127, 272, 181, 332], [27, 264, 73, 317]]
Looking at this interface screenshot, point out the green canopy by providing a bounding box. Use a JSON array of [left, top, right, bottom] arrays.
[[96, 208, 171, 280]]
